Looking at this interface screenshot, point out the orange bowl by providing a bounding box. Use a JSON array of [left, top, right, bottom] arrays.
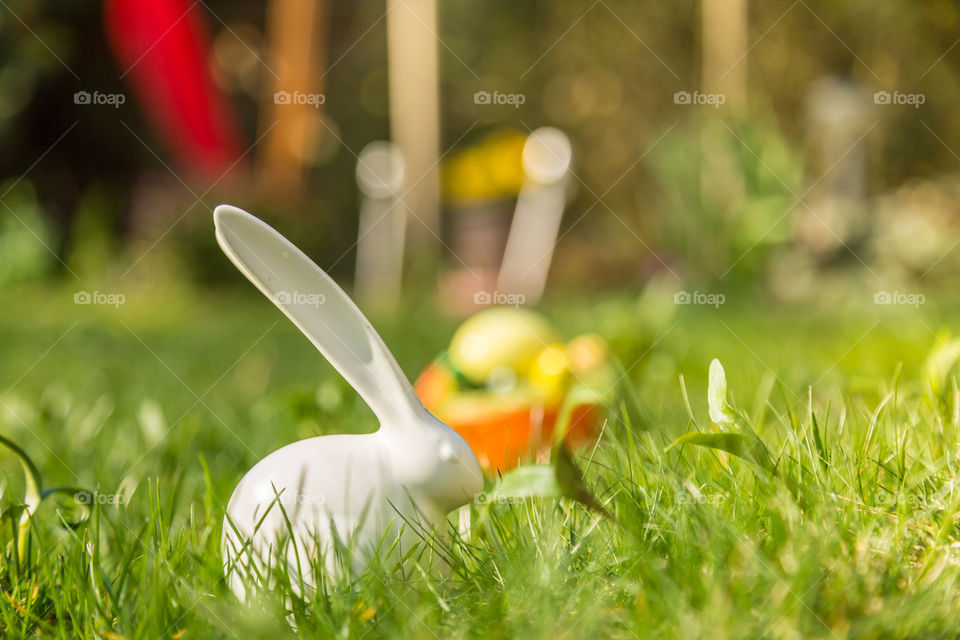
[[414, 362, 603, 473], [441, 403, 602, 473]]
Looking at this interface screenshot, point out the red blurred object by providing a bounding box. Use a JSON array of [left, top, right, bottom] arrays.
[[105, 0, 244, 180]]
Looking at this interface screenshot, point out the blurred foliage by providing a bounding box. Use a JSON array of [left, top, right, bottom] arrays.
[[0, 0, 80, 130], [0, 180, 55, 284], [441, 0, 960, 287], [647, 113, 804, 282]]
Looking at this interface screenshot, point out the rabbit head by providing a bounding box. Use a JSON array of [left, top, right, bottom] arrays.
[[384, 408, 484, 513]]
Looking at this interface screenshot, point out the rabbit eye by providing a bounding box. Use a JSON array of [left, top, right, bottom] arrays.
[[439, 442, 457, 463]]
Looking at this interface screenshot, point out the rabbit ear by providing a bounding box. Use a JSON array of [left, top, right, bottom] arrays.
[[213, 205, 422, 424]]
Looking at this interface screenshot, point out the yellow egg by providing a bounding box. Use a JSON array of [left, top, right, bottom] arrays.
[[528, 343, 570, 401], [448, 308, 558, 385]]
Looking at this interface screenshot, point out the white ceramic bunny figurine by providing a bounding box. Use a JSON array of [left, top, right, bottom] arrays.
[[214, 205, 483, 599]]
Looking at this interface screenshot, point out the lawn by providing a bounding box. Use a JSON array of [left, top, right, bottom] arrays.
[[2, 283, 960, 638]]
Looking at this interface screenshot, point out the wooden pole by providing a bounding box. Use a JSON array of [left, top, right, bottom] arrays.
[[700, 0, 747, 248], [701, 0, 747, 111], [386, 0, 441, 253], [256, 0, 330, 206]]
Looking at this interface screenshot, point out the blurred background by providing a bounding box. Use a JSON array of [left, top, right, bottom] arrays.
[[3, 0, 960, 305]]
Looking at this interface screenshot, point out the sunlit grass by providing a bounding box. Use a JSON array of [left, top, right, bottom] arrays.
[[2, 285, 960, 638]]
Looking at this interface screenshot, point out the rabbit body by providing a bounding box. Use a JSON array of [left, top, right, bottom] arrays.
[[223, 418, 480, 596], [224, 434, 408, 595]]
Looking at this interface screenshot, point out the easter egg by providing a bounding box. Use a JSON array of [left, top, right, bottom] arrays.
[[447, 308, 558, 385], [527, 343, 570, 402]]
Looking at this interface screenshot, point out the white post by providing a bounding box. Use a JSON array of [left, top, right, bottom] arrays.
[[497, 128, 572, 305], [355, 141, 406, 307]]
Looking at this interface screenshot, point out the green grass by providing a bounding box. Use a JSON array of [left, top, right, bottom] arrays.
[[2, 284, 960, 638]]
